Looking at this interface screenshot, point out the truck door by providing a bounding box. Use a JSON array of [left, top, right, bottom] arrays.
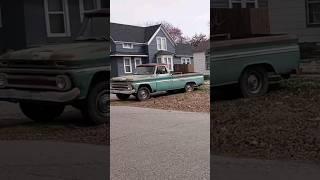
[[155, 66, 172, 91]]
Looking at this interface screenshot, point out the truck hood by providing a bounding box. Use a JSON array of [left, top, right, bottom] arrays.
[[111, 75, 154, 82], [0, 41, 107, 61]]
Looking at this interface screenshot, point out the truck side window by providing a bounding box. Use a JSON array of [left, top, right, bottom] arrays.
[[157, 66, 167, 74]]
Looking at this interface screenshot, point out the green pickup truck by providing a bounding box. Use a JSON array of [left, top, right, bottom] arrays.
[[111, 64, 204, 101], [212, 35, 300, 97], [0, 9, 109, 125]]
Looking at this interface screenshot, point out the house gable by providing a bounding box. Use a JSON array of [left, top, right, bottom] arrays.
[[147, 27, 176, 63]]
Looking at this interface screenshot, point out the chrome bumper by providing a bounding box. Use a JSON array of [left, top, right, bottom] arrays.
[[110, 89, 135, 95], [0, 88, 80, 103]]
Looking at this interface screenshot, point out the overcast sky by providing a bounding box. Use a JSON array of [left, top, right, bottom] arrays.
[[110, 0, 210, 38]]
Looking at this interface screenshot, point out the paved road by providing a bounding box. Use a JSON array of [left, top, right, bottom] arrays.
[[110, 106, 210, 180], [0, 102, 109, 180]]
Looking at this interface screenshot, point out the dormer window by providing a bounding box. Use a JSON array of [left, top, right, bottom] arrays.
[[123, 43, 133, 49], [156, 37, 167, 51]]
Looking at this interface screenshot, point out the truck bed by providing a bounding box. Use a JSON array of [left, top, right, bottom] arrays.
[[211, 34, 300, 87]]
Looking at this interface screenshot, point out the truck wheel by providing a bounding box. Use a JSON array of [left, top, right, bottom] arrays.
[[240, 67, 269, 97], [184, 83, 195, 92], [19, 102, 65, 122], [82, 81, 108, 125], [136, 87, 150, 101], [116, 94, 130, 100]]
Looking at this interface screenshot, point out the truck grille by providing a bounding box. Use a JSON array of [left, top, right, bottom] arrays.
[[111, 81, 131, 91], [0, 73, 72, 91]]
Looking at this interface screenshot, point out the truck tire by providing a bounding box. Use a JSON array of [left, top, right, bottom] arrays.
[[82, 81, 108, 125], [19, 102, 65, 122], [116, 94, 130, 100], [240, 67, 269, 97], [184, 83, 195, 92], [136, 87, 150, 101]]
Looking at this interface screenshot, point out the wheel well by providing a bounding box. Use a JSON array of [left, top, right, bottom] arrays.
[[243, 63, 275, 73], [138, 84, 152, 92], [186, 82, 196, 86], [90, 71, 110, 87]]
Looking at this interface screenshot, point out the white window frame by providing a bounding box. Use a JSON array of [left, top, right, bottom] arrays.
[[156, 37, 167, 51], [181, 57, 191, 64], [134, 58, 142, 68], [157, 55, 173, 71], [306, 0, 320, 26], [229, 0, 258, 8], [79, 0, 103, 22], [122, 43, 133, 49], [44, 0, 71, 37], [0, 4, 2, 28], [123, 57, 132, 73]]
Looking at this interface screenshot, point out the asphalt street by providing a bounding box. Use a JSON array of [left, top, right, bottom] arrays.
[[110, 106, 210, 180], [0, 102, 109, 180]]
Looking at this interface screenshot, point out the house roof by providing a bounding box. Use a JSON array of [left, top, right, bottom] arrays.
[[192, 40, 210, 53], [175, 43, 193, 56], [110, 23, 161, 43]]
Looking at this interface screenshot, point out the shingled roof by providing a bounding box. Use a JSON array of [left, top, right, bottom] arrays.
[[110, 23, 161, 43], [175, 43, 193, 56]]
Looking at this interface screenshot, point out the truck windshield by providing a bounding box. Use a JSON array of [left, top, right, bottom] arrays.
[[76, 16, 108, 41], [133, 66, 155, 75]]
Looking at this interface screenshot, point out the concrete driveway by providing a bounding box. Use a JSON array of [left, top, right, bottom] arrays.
[[110, 106, 210, 180]]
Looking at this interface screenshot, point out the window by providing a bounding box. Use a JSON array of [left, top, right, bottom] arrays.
[[156, 37, 167, 50], [306, 0, 320, 26], [134, 58, 142, 68], [123, 57, 132, 73], [181, 58, 191, 64], [205, 55, 210, 70], [0, 4, 2, 28], [79, 0, 105, 22], [229, 0, 258, 8], [157, 56, 173, 71], [156, 66, 168, 74], [123, 43, 133, 49], [44, 0, 71, 37]]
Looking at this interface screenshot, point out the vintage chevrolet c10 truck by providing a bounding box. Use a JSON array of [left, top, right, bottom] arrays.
[[211, 35, 300, 97], [110, 64, 204, 101], [0, 9, 109, 125]]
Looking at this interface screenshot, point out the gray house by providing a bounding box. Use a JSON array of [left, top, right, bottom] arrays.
[[0, 0, 108, 54], [110, 23, 193, 77], [211, 0, 320, 42]]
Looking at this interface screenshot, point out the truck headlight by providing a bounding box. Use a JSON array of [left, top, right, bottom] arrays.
[[0, 73, 7, 88], [56, 75, 70, 90]]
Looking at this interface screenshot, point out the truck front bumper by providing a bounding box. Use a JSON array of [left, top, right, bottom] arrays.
[[0, 88, 80, 103], [110, 89, 135, 95]]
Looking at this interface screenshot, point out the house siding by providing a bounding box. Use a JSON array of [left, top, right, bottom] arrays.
[[0, 0, 27, 52], [111, 56, 148, 77], [193, 52, 209, 75], [147, 28, 175, 63], [114, 43, 146, 54], [211, 0, 268, 8], [268, 0, 320, 42]]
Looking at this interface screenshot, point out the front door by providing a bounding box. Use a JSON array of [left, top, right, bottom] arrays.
[[155, 65, 172, 91]]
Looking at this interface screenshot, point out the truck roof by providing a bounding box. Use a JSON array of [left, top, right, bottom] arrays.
[[137, 64, 167, 67]]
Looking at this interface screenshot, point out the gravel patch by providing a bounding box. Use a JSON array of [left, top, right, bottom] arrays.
[[211, 76, 320, 161]]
